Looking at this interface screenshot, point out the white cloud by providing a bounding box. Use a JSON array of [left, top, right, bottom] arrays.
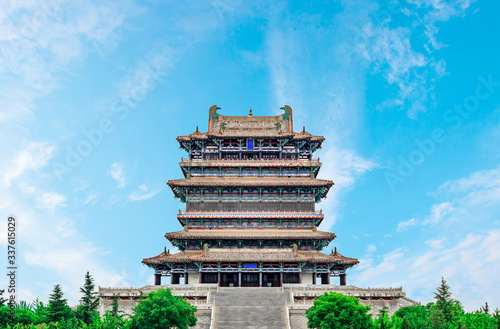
[[437, 165, 500, 201], [4, 142, 56, 187], [405, 0, 474, 51], [353, 229, 500, 311], [423, 202, 454, 225], [426, 238, 446, 249], [36, 192, 67, 211], [366, 244, 377, 253], [109, 162, 125, 188], [84, 191, 99, 205], [397, 217, 418, 231], [397, 202, 454, 231], [128, 185, 161, 202]]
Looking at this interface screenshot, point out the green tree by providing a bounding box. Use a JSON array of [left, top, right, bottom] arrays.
[[433, 277, 463, 324], [78, 271, 100, 325], [0, 289, 7, 307], [110, 295, 122, 319], [393, 303, 434, 328], [306, 292, 373, 329], [374, 307, 392, 329], [493, 308, 500, 329], [32, 299, 47, 324], [132, 288, 197, 329], [46, 284, 73, 323], [459, 312, 496, 328], [12, 302, 36, 325], [480, 302, 491, 315]]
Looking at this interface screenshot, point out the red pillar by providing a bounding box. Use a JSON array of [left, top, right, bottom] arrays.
[[185, 273, 189, 285], [312, 272, 316, 285], [280, 272, 283, 287], [218, 272, 221, 287], [154, 274, 161, 286]]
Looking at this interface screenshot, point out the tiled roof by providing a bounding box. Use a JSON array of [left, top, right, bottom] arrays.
[[167, 177, 334, 188], [142, 248, 359, 266], [165, 229, 336, 241], [176, 131, 324, 141]]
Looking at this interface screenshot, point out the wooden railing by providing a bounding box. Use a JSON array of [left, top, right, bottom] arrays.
[[180, 158, 320, 163]]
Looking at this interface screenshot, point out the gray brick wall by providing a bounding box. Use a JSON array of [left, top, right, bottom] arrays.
[[193, 312, 211, 329], [290, 311, 308, 329]]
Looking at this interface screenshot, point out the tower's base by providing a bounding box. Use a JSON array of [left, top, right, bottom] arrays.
[[99, 284, 419, 329]]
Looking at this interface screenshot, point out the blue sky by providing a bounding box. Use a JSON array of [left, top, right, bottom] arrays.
[[1, 0, 499, 311]]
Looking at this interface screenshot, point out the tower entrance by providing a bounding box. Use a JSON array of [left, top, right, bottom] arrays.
[[262, 273, 280, 287], [220, 273, 238, 287], [241, 273, 259, 287]]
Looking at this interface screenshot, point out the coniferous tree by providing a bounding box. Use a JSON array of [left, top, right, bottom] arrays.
[[79, 271, 100, 325], [480, 301, 490, 315], [434, 276, 457, 323], [46, 284, 72, 323], [0, 289, 6, 306], [493, 308, 500, 329], [434, 276, 452, 305], [110, 295, 122, 319], [375, 307, 390, 329]]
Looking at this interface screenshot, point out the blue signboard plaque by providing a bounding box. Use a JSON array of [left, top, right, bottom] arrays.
[[247, 139, 254, 150]]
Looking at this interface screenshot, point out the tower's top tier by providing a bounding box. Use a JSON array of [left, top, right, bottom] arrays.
[[208, 105, 293, 136], [177, 105, 325, 161]]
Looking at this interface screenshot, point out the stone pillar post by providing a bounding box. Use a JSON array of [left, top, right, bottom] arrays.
[[340, 273, 346, 286], [238, 272, 241, 287], [154, 273, 161, 286], [259, 272, 262, 287]]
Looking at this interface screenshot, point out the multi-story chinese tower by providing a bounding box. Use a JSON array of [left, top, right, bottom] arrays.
[[142, 105, 359, 287]]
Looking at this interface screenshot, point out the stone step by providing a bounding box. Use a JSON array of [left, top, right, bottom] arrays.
[[212, 288, 288, 329]]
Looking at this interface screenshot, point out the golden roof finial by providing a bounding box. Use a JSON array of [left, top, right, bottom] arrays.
[[249, 108, 253, 116]]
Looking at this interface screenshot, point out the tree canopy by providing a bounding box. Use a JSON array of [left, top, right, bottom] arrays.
[[132, 288, 197, 329], [306, 292, 373, 329]]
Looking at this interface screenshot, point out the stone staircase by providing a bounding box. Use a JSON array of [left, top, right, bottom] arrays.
[[212, 287, 289, 329]]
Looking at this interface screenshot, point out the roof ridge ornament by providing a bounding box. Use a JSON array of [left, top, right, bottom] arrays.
[[249, 108, 253, 116], [209, 105, 221, 120]]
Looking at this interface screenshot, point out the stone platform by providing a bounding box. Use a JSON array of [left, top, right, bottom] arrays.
[[99, 284, 418, 329]]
